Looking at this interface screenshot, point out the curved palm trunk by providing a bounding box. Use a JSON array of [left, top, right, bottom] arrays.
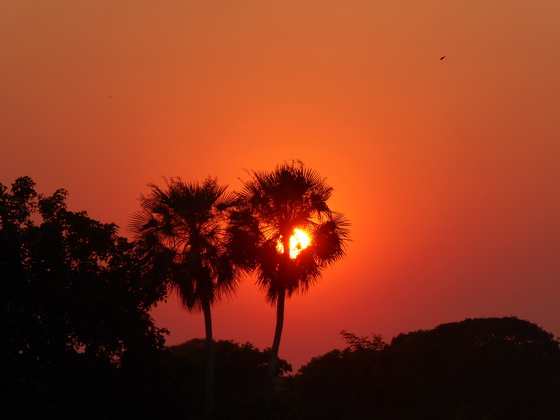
[[263, 232, 291, 418], [202, 300, 215, 419], [263, 286, 286, 417]]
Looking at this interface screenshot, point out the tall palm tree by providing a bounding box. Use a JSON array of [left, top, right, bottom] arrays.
[[131, 177, 239, 419], [228, 162, 350, 413]]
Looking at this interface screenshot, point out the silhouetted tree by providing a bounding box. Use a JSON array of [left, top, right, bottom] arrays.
[[131, 177, 240, 418], [293, 317, 560, 419], [0, 177, 167, 419], [159, 339, 292, 419], [228, 161, 350, 415], [340, 330, 386, 351], [386, 317, 560, 419]]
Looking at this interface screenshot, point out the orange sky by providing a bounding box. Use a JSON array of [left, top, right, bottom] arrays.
[[2, 1, 560, 368]]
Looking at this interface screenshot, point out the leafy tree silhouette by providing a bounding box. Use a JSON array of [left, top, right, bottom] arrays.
[[0, 177, 167, 418], [340, 330, 386, 351], [131, 177, 240, 419], [227, 161, 350, 416], [293, 317, 560, 419], [160, 339, 292, 419]]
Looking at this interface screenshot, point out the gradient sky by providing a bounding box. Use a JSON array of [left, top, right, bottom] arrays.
[[2, 0, 560, 369]]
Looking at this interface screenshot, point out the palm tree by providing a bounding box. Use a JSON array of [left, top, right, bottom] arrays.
[[131, 177, 239, 419], [228, 161, 350, 413]]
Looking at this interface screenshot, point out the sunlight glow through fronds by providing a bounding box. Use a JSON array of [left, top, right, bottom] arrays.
[[276, 229, 311, 259]]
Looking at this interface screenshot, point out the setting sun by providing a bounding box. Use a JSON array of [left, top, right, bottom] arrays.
[[277, 228, 311, 259]]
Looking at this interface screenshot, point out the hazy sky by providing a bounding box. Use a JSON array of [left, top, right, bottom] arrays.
[[2, 0, 560, 368]]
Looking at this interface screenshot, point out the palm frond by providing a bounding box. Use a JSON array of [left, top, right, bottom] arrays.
[[230, 161, 350, 303], [130, 176, 240, 312]]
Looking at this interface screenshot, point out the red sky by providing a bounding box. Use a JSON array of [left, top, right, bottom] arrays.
[[2, 0, 560, 369]]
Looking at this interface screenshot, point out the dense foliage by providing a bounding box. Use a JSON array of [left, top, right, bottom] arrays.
[[160, 339, 292, 419], [0, 177, 167, 418], [292, 317, 560, 419]]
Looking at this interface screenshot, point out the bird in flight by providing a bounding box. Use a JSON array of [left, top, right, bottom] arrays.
[[440, 55, 446, 60]]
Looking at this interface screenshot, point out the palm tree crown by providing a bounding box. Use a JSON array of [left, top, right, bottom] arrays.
[[131, 177, 239, 310], [229, 162, 350, 302]]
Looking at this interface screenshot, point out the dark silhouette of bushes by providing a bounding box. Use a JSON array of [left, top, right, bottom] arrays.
[[293, 317, 560, 419], [157, 339, 292, 419], [0, 177, 168, 419]]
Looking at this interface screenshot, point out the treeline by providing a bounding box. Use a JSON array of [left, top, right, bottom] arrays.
[[2, 175, 560, 419], [293, 317, 560, 419]]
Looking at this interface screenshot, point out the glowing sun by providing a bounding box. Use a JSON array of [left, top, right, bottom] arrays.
[[277, 229, 311, 259]]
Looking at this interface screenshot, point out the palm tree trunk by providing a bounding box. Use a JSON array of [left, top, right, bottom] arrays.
[[263, 285, 286, 417], [202, 299, 215, 419]]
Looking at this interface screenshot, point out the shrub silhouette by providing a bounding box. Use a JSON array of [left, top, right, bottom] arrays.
[[294, 317, 560, 419], [158, 339, 292, 419]]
